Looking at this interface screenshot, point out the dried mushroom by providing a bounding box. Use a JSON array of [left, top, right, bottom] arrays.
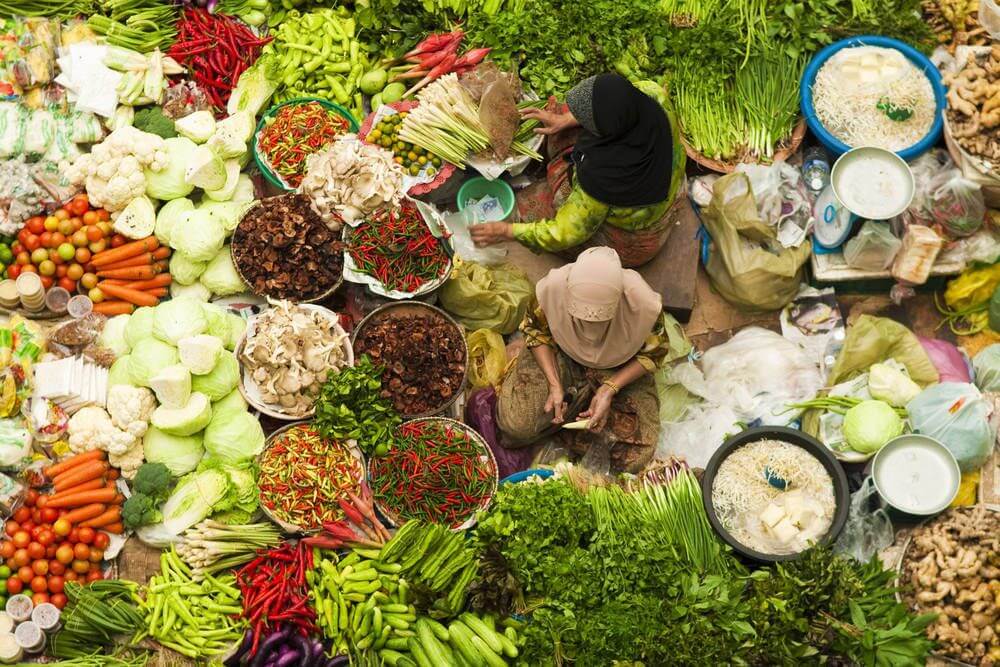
[[231, 194, 344, 301], [240, 300, 351, 416], [353, 310, 466, 416]]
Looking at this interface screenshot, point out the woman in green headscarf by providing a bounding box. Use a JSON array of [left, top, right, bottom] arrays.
[[470, 73, 686, 267]]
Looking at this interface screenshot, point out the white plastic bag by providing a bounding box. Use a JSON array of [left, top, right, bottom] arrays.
[[833, 476, 894, 563], [843, 221, 902, 271], [443, 208, 508, 266], [733, 161, 812, 248]]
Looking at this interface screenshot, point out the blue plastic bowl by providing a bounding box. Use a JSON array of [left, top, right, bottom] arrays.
[[500, 468, 554, 485], [800, 35, 945, 162]]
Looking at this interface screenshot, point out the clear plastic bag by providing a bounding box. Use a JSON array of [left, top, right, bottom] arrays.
[[843, 221, 902, 271], [444, 209, 508, 266], [907, 382, 995, 472], [833, 476, 894, 563], [926, 168, 987, 237], [972, 344, 1000, 392]]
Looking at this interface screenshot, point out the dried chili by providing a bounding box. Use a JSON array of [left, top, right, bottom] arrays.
[[370, 419, 496, 528], [257, 424, 364, 531], [257, 102, 351, 188], [235, 541, 317, 656], [167, 8, 271, 109], [347, 200, 450, 293]]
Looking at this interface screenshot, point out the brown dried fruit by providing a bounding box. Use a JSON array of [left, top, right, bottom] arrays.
[[231, 193, 344, 301]]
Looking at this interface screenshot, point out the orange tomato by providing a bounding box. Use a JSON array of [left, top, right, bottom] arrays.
[[74, 247, 91, 264], [23, 235, 40, 252], [92, 533, 110, 551], [84, 226, 103, 243], [87, 549, 102, 563], [71, 559, 90, 574], [85, 569, 102, 583], [47, 576, 64, 594], [48, 561, 65, 576], [12, 549, 29, 568], [96, 208, 110, 222], [4, 522, 17, 537], [6, 578, 22, 594], [12, 508, 29, 524], [31, 592, 50, 606], [31, 560, 47, 576], [11, 531, 29, 549], [57, 278, 76, 293], [0, 542, 13, 560], [17, 566, 33, 583], [55, 545, 73, 565], [25, 217, 44, 235], [50, 593, 67, 609], [52, 519, 70, 537], [77, 528, 95, 545], [73, 544, 90, 561], [64, 571, 78, 582], [53, 209, 69, 221], [26, 542, 45, 560]]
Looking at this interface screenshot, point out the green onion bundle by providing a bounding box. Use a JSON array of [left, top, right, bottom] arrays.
[[176, 520, 283, 580], [0, 0, 91, 17], [734, 47, 803, 160]]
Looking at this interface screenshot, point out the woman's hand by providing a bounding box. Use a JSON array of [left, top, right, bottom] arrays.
[[580, 385, 614, 431], [521, 107, 579, 136], [470, 222, 514, 247], [544, 382, 567, 424]]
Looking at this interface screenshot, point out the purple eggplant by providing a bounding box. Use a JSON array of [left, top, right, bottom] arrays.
[[289, 632, 313, 665], [250, 627, 291, 667], [225, 629, 254, 666], [325, 657, 349, 667], [275, 650, 301, 667]]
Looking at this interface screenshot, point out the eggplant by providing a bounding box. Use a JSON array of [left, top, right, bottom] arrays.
[[250, 627, 291, 667], [225, 629, 254, 666], [290, 632, 313, 665], [275, 650, 301, 667], [325, 656, 349, 667]]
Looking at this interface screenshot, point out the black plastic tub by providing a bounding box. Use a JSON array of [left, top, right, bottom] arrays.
[[701, 426, 851, 563]]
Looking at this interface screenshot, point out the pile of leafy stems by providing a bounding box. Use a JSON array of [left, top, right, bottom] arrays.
[[50, 580, 146, 658], [313, 354, 401, 457], [87, 0, 179, 52], [0, 0, 91, 17]]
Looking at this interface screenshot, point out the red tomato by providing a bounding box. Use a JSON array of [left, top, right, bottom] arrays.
[[12, 549, 29, 568], [47, 575, 64, 594], [12, 508, 29, 524], [73, 544, 90, 561], [50, 593, 67, 609], [14, 252, 28, 266], [11, 532, 29, 549], [37, 530, 55, 547], [0, 542, 13, 560], [39, 232, 53, 249], [92, 533, 110, 551], [3, 522, 17, 538], [6, 578, 22, 594], [19, 521, 34, 533], [71, 559, 90, 574], [67, 529, 79, 543], [48, 561, 65, 576], [27, 543, 45, 560], [34, 496, 47, 510], [63, 571, 78, 582], [29, 509, 41, 524], [84, 226, 103, 243], [44, 546, 56, 559], [23, 235, 40, 252], [77, 528, 95, 545], [31, 592, 49, 606], [29, 576, 46, 593], [55, 264, 68, 278], [6, 265, 21, 280], [9, 242, 21, 255], [25, 217, 44, 235], [110, 234, 127, 249], [49, 232, 65, 248], [17, 566, 33, 583], [85, 569, 102, 583], [96, 208, 110, 221], [39, 275, 54, 290], [29, 525, 43, 540], [40, 508, 57, 524], [87, 549, 102, 563], [57, 278, 77, 293], [67, 194, 89, 217], [31, 560, 47, 576]]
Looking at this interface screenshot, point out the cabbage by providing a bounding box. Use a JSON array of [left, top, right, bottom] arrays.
[[221, 462, 258, 513], [972, 344, 1000, 392], [231, 174, 255, 203], [169, 251, 207, 286], [226, 313, 246, 351], [129, 338, 179, 387], [108, 355, 132, 387], [199, 200, 252, 235], [143, 426, 204, 476], [161, 466, 231, 534], [200, 245, 246, 296], [100, 314, 131, 357], [843, 400, 904, 454], [113, 195, 156, 239], [145, 136, 198, 200], [204, 160, 241, 202], [154, 197, 194, 246], [125, 306, 155, 348], [178, 334, 223, 375], [191, 352, 239, 401], [151, 391, 213, 436], [149, 364, 191, 409], [201, 303, 230, 340], [207, 111, 254, 159], [170, 282, 211, 302], [227, 55, 278, 117], [153, 297, 207, 345], [174, 111, 215, 144], [868, 363, 921, 408], [169, 209, 225, 261], [213, 389, 248, 419], [203, 410, 264, 463], [184, 145, 227, 191]]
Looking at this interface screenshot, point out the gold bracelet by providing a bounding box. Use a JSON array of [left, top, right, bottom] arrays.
[[601, 380, 620, 395]]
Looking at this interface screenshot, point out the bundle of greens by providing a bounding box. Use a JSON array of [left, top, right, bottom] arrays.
[[313, 355, 401, 457]]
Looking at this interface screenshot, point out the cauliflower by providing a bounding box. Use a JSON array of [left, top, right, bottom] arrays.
[[107, 384, 156, 439], [109, 438, 144, 479], [67, 406, 136, 455], [65, 126, 169, 212]]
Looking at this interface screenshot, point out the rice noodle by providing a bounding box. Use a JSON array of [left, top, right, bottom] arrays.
[[812, 46, 935, 151], [711, 439, 835, 555]]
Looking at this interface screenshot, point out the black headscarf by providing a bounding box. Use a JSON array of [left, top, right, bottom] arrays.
[[568, 74, 673, 208]]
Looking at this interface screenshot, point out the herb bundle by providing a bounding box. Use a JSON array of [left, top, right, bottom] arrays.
[[313, 355, 401, 457]]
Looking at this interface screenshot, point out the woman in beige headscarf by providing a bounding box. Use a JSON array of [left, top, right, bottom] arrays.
[[496, 247, 670, 472]]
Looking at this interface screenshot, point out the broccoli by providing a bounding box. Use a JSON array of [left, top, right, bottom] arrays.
[[122, 494, 162, 531], [133, 107, 177, 139], [132, 462, 174, 502]]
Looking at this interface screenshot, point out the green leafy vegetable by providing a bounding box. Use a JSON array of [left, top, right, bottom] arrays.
[[314, 354, 401, 456]]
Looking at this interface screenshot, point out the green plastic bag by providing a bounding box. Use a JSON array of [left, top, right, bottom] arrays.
[[702, 173, 811, 311], [438, 261, 532, 335], [973, 343, 1000, 392]]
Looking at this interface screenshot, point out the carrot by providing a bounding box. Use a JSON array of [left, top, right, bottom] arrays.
[[63, 503, 107, 525], [53, 461, 109, 491], [102, 522, 124, 534], [47, 478, 105, 500], [96, 265, 158, 280], [152, 246, 171, 260], [153, 260, 168, 272], [43, 450, 106, 478], [95, 283, 159, 307], [91, 237, 159, 267], [97, 253, 155, 272], [112, 493, 125, 505], [46, 487, 119, 508], [115, 274, 172, 291], [92, 301, 135, 315], [80, 506, 121, 528], [147, 288, 168, 298], [106, 468, 120, 481]]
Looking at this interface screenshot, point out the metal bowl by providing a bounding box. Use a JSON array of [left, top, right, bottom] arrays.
[[235, 303, 353, 421], [351, 301, 468, 419], [368, 417, 498, 531], [257, 421, 365, 534], [701, 426, 851, 563]]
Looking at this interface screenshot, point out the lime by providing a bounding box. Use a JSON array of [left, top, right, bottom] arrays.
[[0, 566, 10, 578], [431, 157, 441, 167], [409, 164, 420, 176], [374, 443, 390, 457], [426, 167, 437, 176], [0, 245, 11, 264]]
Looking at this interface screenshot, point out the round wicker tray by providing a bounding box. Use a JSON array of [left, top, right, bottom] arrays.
[[683, 118, 808, 174]]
